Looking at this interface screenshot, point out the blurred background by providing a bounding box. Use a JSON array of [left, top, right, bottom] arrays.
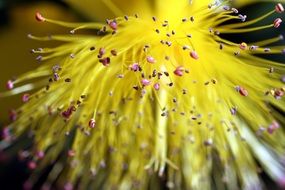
[[0, 0, 284, 189]]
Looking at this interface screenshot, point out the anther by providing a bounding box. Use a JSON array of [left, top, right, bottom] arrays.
[[111, 49, 117, 56], [141, 79, 151, 86], [275, 3, 284, 13], [234, 51, 240, 56], [9, 110, 17, 121], [153, 83, 160, 90], [190, 51, 199, 60], [36, 151, 45, 159], [274, 88, 284, 99], [117, 74, 124, 78], [146, 56, 156, 63], [267, 121, 280, 134], [89, 119, 96, 128], [36, 55, 43, 61], [230, 107, 238, 115], [22, 94, 30, 103], [174, 66, 184, 76], [164, 72, 169, 77], [70, 54, 75, 59], [53, 73, 60, 81], [108, 20, 117, 30], [204, 139, 213, 146], [6, 80, 14, 90], [35, 12, 45, 22], [190, 16, 195, 22], [223, 6, 230, 11], [28, 161, 37, 170], [238, 14, 247, 22], [133, 85, 139, 90], [238, 86, 248, 96], [65, 78, 71, 83], [183, 45, 190, 50], [166, 41, 172, 47], [99, 57, 111, 66], [68, 149, 75, 157], [231, 8, 239, 14], [152, 16, 157, 22], [239, 42, 247, 50], [273, 18, 282, 28], [129, 63, 140, 72], [250, 45, 258, 51], [264, 48, 271, 52], [99, 47, 106, 56]]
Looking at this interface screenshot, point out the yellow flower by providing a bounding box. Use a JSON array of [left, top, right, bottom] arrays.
[[1, 0, 285, 189]]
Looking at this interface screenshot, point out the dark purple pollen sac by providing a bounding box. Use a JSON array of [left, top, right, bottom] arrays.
[[111, 49, 117, 56], [274, 89, 284, 99], [99, 57, 111, 66], [62, 106, 76, 119], [9, 110, 17, 121], [89, 119, 96, 128], [54, 73, 60, 81], [99, 48, 106, 56]]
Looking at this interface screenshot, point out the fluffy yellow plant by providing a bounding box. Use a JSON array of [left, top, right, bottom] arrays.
[[1, 0, 285, 189]]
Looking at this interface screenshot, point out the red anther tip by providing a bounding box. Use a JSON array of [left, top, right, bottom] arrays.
[[239, 42, 247, 50], [27, 161, 37, 170], [109, 21, 117, 30], [153, 83, 160, 90], [174, 66, 184, 76], [68, 149, 75, 157], [141, 79, 151, 86], [274, 18, 282, 28], [6, 80, 14, 90], [36, 151, 45, 159], [89, 119, 96, 128], [275, 3, 284, 13], [22, 94, 30, 103], [35, 12, 45, 22], [239, 87, 248, 96], [190, 51, 199, 60], [146, 56, 156, 63]]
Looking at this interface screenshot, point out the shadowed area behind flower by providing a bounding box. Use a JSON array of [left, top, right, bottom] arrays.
[[1, 0, 285, 190]]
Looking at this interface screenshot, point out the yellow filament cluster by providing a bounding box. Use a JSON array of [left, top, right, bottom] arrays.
[[1, 1, 285, 189]]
